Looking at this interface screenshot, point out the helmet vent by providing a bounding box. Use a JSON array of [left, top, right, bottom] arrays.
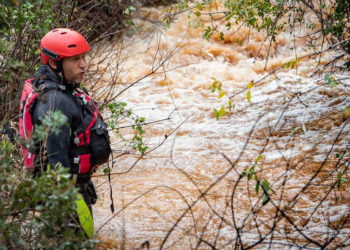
[[61, 32, 67, 35], [53, 29, 58, 32], [68, 44, 77, 48]]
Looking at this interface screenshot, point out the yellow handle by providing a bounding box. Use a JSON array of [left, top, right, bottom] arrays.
[[75, 193, 94, 238]]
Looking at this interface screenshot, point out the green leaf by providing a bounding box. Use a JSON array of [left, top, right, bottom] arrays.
[[196, 3, 204, 10], [203, 26, 213, 40], [211, 78, 222, 92], [228, 100, 233, 111], [256, 155, 264, 163], [218, 91, 226, 98], [255, 180, 260, 194], [248, 165, 255, 180], [194, 11, 201, 17], [261, 180, 270, 192], [214, 108, 219, 120], [219, 106, 226, 116], [325, 73, 330, 82], [247, 80, 254, 89], [337, 172, 342, 189], [324, 73, 339, 87], [226, 22, 231, 30], [337, 172, 349, 190], [247, 91, 251, 102], [336, 153, 344, 159], [214, 106, 226, 120], [241, 168, 248, 177], [282, 59, 300, 69], [290, 127, 301, 136], [35, 205, 44, 211], [262, 192, 270, 206], [344, 106, 350, 116]]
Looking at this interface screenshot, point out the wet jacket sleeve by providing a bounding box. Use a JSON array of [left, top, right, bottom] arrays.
[[33, 90, 73, 169]]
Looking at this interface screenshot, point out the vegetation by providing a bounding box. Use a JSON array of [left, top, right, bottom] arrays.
[[0, 0, 152, 248], [0, 0, 349, 248], [107, 102, 148, 156]]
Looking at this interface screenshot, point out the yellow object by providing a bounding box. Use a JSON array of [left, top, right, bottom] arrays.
[[75, 193, 94, 238]]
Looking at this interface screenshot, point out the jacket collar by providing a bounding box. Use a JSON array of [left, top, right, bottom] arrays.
[[38, 65, 63, 84], [37, 65, 80, 91]]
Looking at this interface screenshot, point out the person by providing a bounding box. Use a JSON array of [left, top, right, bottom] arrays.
[[27, 28, 111, 233]]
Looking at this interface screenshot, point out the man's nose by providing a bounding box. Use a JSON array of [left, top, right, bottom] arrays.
[[80, 58, 87, 68]]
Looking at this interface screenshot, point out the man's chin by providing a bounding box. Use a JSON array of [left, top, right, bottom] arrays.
[[75, 77, 83, 84]]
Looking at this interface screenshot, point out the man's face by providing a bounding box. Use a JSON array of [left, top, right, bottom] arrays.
[[62, 53, 87, 84]]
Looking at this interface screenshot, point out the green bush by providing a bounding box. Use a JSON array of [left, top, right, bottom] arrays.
[[0, 0, 72, 123], [0, 142, 97, 248]]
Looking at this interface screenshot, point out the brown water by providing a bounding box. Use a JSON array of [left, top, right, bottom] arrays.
[[87, 3, 350, 249]]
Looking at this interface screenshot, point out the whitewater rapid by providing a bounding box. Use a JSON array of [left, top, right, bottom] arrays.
[[87, 4, 350, 249]]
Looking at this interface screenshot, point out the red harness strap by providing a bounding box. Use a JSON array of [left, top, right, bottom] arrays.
[[19, 78, 37, 170]]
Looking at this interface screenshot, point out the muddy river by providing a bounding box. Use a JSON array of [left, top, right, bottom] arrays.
[[86, 3, 350, 249]]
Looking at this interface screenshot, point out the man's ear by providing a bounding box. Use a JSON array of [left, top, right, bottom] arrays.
[[48, 59, 57, 70]]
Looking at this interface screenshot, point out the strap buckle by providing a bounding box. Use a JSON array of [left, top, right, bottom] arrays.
[[73, 157, 80, 164], [74, 137, 80, 144]]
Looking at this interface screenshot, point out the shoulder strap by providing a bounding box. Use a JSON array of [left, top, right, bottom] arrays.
[[72, 89, 98, 113], [36, 80, 67, 93]]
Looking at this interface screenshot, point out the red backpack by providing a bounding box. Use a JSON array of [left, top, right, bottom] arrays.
[[19, 78, 37, 170], [19, 78, 111, 175]]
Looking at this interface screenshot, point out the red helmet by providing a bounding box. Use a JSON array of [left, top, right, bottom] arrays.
[[40, 28, 90, 64]]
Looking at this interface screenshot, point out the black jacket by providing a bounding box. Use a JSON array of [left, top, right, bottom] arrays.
[[32, 65, 83, 173]]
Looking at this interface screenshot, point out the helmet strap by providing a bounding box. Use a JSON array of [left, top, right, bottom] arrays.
[[58, 59, 68, 84], [47, 59, 67, 85], [55, 60, 63, 73]]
